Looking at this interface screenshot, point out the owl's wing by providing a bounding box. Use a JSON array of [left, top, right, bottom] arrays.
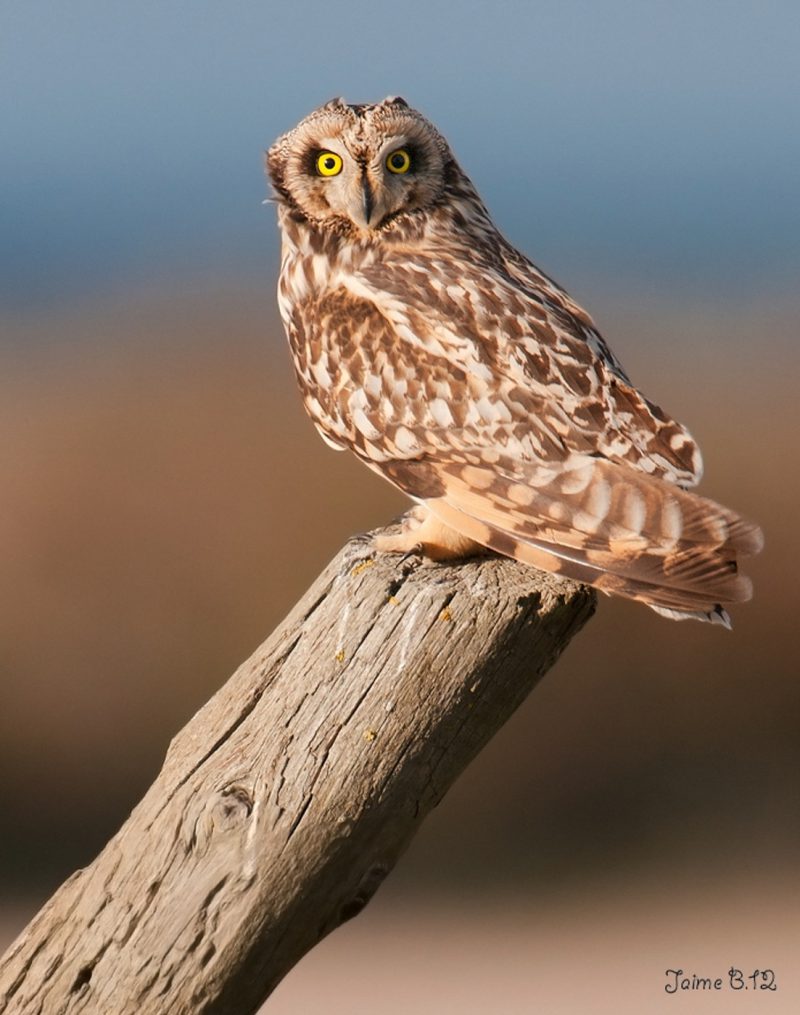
[[289, 280, 761, 618], [348, 250, 704, 487]]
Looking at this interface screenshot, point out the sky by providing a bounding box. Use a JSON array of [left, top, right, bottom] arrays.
[[2, 0, 799, 313]]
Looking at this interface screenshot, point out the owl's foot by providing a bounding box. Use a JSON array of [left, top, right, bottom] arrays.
[[374, 506, 484, 562]]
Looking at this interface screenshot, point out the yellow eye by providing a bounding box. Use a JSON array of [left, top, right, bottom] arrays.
[[386, 148, 412, 174], [316, 151, 343, 177]]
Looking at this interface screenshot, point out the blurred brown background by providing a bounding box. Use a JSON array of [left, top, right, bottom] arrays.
[[2, 282, 798, 1010], [2, 2, 799, 1010]]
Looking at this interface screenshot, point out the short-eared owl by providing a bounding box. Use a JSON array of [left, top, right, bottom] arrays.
[[267, 97, 762, 625]]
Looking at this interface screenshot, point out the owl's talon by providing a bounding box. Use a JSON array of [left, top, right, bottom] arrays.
[[398, 544, 424, 564], [373, 531, 421, 556]]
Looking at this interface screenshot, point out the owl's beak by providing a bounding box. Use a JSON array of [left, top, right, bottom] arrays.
[[361, 178, 375, 227], [345, 173, 383, 231]]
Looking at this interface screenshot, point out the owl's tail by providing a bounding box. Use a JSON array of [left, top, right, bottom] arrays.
[[387, 453, 763, 625]]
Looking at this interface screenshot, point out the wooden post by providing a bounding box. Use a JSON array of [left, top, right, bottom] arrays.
[[0, 526, 594, 1014]]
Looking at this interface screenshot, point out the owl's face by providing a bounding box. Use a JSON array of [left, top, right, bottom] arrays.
[[267, 97, 453, 235]]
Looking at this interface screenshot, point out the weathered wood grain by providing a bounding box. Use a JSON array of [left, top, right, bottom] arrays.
[[0, 526, 594, 1014]]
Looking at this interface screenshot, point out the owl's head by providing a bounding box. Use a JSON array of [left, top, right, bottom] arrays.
[[267, 97, 454, 235]]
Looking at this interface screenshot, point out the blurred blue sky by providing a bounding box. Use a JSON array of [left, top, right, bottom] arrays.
[[2, 0, 799, 313]]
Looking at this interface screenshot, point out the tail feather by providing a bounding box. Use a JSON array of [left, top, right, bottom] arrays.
[[384, 451, 763, 624]]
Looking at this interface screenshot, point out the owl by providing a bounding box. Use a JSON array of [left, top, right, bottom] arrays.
[[266, 96, 762, 626]]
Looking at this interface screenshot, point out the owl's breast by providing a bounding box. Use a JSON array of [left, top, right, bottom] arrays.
[[279, 249, 333, 324], [277, 250, 360, 453]]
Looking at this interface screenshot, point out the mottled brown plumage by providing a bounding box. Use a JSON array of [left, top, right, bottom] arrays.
[[266, 96, 763, 625]]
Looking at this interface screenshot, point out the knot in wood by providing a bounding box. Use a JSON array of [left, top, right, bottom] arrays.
[[339, 862, 390, 923], [188, 783, 255, 856], [214, 784, 255, 828]]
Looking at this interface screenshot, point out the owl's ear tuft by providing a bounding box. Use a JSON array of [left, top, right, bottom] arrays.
[[321, 96, 347, 111], [383, 95, 409, 108]]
